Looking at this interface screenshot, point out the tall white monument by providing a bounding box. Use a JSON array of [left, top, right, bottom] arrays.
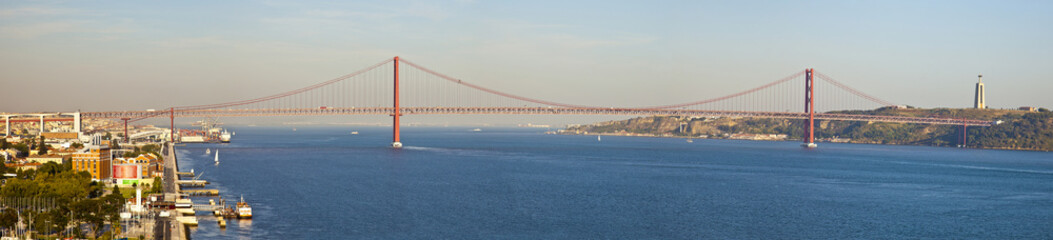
[[974, 74, 985, 109]]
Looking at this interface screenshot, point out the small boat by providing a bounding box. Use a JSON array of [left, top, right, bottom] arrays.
[[686, 139, 693, 143], [218, 218, 227, 228], [292, 128, 297, 131], [206, 148, 211, 154], [237, 195, 252, 219], [175, 197, 193, 208], [597, 135, 602, 142], [472, 128, 482, 132], [351, 131, 359, 135], [214, 150, 220, 165]]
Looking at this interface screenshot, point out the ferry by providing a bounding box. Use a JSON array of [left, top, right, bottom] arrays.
[[237, 195, 253, 219]]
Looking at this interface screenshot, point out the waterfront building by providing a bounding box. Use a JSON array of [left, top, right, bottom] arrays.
[[4, 162, 41, 171], [41, 132, 79, 141], [1019, 106, 1037, 112], [26, 154, 65, 164], [114, 153, 160, 177], [72, 135, 112, 180], [113, 163, 142, 185], [974, 74, 986, 109]]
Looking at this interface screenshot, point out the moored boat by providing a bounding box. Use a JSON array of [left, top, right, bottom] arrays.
[[237, 195, 252, 219]]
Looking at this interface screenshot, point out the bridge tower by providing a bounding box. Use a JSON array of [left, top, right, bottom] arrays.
[[959, 123, 968, 147], [802, 68, 817, 148], [391, 56, 403, 148]]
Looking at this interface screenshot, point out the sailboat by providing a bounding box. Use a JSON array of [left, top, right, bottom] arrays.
[[206, 148, 211, 154], [214, 149, 219, 165], [597, 135, 602, 142]]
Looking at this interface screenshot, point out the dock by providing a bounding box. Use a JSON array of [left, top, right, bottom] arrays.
[[182, 189, 220, 196], [177, 179, 209, 187]]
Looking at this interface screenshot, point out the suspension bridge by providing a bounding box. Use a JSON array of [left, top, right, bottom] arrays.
[[4, 56, 994, 148]]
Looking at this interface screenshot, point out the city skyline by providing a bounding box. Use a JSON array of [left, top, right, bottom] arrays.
[[2, 0, 1051, 114]]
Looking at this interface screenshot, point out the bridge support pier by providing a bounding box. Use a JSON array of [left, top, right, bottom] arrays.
[[959, 124, 967, 148], [73, 111, 81, 137], [170, 108, 175, 143], [802, 68, 817, 148], [391, 56, 403, 148], [4, 116, 9, 136], [39, 115, 44, 134], [122, 118, 130, 143]]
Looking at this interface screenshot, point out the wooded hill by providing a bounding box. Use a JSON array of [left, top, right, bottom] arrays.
[[565, 107, 1053, 151]]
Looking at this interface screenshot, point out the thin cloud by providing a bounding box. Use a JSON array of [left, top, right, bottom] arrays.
[[0, 21, 80, 39], [0, 7, 82, 18]]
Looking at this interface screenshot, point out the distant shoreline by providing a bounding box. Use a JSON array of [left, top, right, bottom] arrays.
[[553, 132, 1051, 152]]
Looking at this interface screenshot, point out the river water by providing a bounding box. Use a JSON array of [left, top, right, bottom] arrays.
[[175, 126, 1053, 239]]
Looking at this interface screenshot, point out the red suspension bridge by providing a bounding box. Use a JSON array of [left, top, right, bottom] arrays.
[[4, 57, 993, 148]]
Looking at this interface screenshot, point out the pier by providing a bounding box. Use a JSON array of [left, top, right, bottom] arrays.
[[177, 179, 210, 187], [183, 189, 220, 196]]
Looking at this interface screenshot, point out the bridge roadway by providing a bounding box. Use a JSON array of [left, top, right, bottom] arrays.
[[82, 107, 994, 126]]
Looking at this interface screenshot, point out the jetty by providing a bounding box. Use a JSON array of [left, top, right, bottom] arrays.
[[177, 179, 210, 187], [183, 189, 220, 196]]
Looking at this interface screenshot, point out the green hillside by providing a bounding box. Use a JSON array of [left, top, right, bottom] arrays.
[[564, 107, 1053, 151]]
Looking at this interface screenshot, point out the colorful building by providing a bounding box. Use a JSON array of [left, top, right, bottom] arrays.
[[112, 163, 142, 185], [114, 153, 161, 178], [72, 145, 112, 180]]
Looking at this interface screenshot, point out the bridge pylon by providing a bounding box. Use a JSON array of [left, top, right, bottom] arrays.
[[391, 56, 403, 148], [802, 68, 817, 148]]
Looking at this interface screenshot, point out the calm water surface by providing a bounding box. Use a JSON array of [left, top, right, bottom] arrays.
[[177, 127, 1053, 239]]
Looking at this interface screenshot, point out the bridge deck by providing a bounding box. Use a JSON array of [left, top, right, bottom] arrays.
[[79, 107, 993, 126]]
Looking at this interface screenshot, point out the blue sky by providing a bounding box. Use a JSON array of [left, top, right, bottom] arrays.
[[1, 0, 1051, 115]]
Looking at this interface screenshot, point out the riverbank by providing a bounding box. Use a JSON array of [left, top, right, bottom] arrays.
[[561, 109, 1053, 151], [158, 142, 189, 240]]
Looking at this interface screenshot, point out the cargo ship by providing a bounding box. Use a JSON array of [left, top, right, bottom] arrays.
[[178, 118, 233, 143]]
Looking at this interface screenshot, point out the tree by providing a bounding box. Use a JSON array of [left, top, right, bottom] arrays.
[[150, 176, 163, 193], [0, 209, 16, 229], [70, 142, 84, 149], [12, 143, 29, 158], [38, 135, 48, 155], [0, 138, 9, 149], [1040, 108, 1050, 113], [38, 161, 62, 176]]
